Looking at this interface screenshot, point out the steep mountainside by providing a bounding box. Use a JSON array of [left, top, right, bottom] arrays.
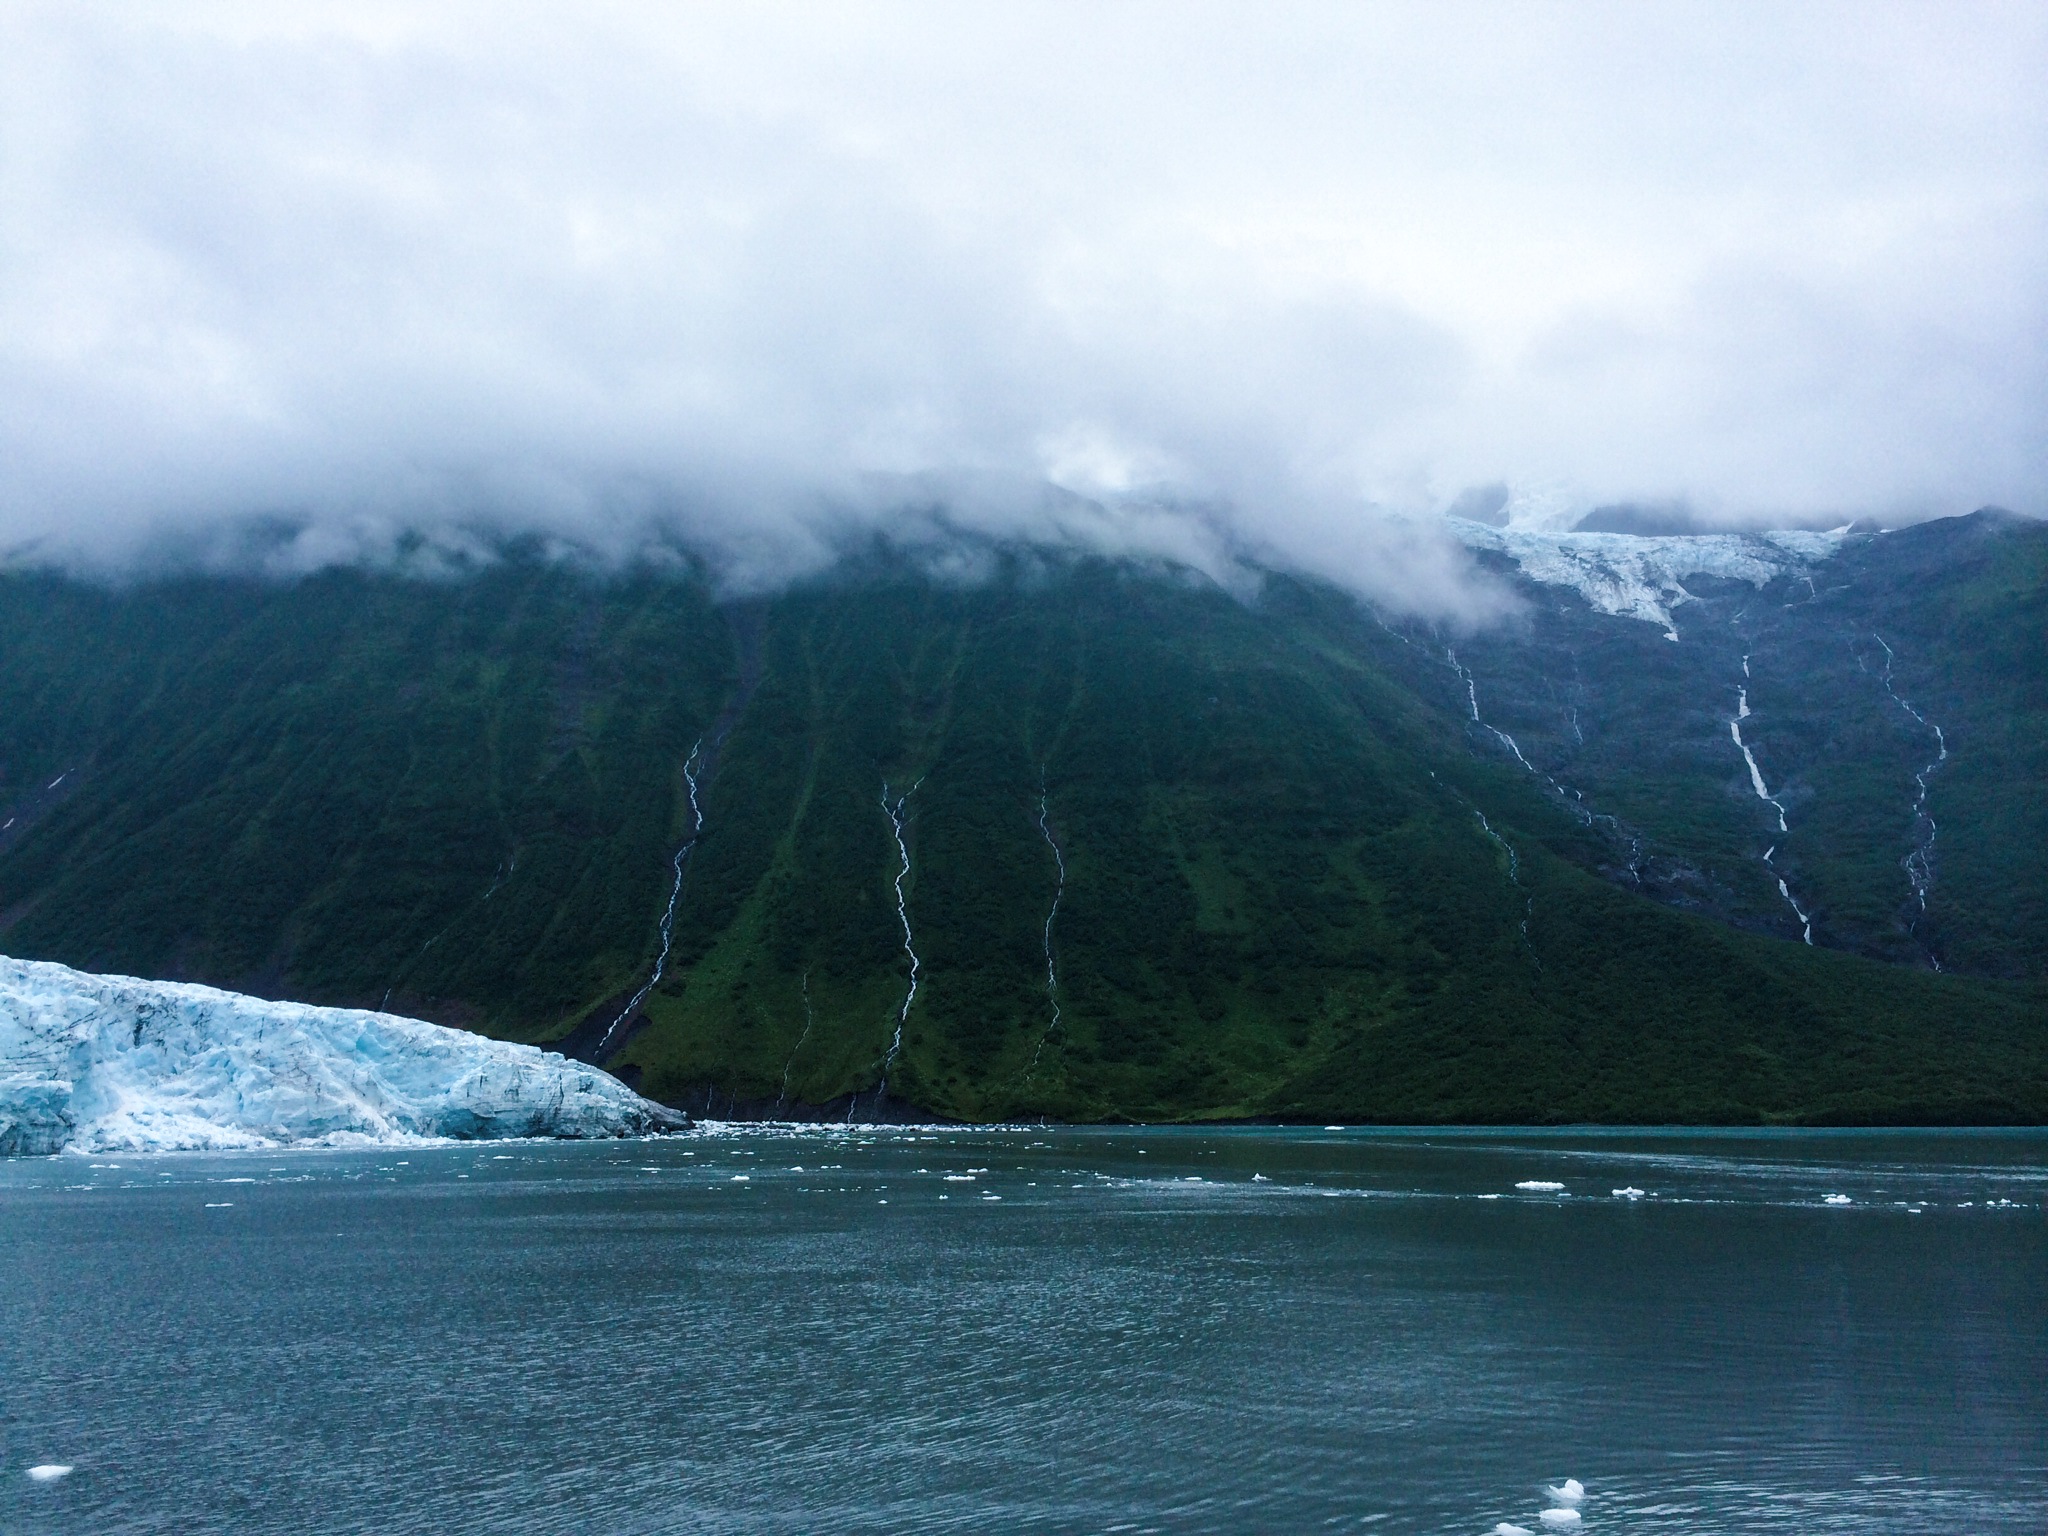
[[1, 513, 2042, 1124], [1415, 510, 2047, 977]]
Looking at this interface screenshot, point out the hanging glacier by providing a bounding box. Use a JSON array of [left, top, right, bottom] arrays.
[[0, 954, 685, 1156]]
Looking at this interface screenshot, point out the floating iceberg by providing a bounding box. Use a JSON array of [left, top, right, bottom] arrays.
[[0, 954, 685, 1155]]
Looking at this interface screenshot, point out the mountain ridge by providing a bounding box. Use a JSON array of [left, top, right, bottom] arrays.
[[1, 511, 2041, 1123]]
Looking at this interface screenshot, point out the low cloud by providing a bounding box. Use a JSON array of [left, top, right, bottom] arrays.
[[2, 3, 2042, 617]]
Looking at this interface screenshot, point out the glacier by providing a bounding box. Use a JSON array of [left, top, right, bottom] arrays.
[[1448, 517, 1847, 636], [0, 954, 686, 1156]]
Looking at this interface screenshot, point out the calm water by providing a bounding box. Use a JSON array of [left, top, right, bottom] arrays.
[[2, 1127, 2043, 1534]]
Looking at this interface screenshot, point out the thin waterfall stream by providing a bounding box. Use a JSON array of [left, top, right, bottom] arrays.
[[1728, 669, 1812, 944], [1023, 774, 1066, 1078], [874, 776, 923, 1104], [1472, 808, 1538, 963], [775, 971, 814, 1112], [1443, 640, 1639, 880], [595, 738, 704, 1057], [1871, 634, 1949, 966]]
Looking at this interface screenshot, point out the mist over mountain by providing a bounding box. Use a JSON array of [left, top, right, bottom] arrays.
[[3, 3, 2043, 619], [2, 6, 2043, 1124]]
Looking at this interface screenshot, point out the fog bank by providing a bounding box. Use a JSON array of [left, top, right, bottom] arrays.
[[2, 3, 2042, 615]]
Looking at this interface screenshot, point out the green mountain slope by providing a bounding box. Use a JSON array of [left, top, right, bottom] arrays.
[[1, 532, 2042, 1124]]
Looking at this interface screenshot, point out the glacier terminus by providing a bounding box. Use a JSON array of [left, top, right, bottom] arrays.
[[0, 954, 686, 1156]]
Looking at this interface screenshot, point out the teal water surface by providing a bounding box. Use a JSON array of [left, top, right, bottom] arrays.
[[3, 1127, 2044, 1533]]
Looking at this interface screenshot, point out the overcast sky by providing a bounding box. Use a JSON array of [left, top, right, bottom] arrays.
[[2, 2, 2042, 609]]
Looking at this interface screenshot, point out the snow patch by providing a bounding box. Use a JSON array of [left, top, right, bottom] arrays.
[[0, 954, 684, 1156]]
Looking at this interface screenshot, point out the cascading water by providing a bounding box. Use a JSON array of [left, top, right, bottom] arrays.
[[873, 776, 923, 1104], [1447, 646, 1480, 721], [1871, 634, 1949, 966], [1728, 671, 1812, 944], [1446, 646, 1537, 770], [1022, 773, 1067, 1079], [1405, 616, 1642, 889], [775, 970, 815, 1113], [595, 738, 704, 1058], [1472, 808, 1538, 961]]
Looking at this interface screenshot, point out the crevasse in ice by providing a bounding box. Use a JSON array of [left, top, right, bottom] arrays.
[[0, 954, 683, 1155]]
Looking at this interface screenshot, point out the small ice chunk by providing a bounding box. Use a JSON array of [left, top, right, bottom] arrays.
[[1323, 1125, 1345, 1131], [1546, 1479, 1585, 1505], [27, 1465, 73, 1482], [1538, 1509, 1582, 1529], [1823, 1194, 1853, 1205], [944, 1174, 975, 1182], [729, 1174, 749, 1182], [1612, 1187, 1645, 1199], [1494, 1525, 1535, 1536], [1516, 1181, 1566, 1192], [203, 1202, 234, 1208]]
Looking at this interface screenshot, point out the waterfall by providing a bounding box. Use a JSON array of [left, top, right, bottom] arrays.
[[1872, 634, 1949, 967], [1022, 773, 1067, 1078], [1447, 646, 1481, 721], [1728, 680, 1811, 944], [1729, 690, 1788, 834], [595, 738, 704, 1057], [875, 776, 924, 1101], [1472, 808, 1538, 963], [1446, 646, 1536, 770], [775, 971, 815, 1114]]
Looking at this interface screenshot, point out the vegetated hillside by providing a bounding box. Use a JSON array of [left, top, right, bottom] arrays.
[[1385, 510, 2048, 978], [0, 523, 2042, 1125]]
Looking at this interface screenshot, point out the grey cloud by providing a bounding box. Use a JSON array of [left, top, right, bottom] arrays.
[[1, 2, 2041, 617]]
